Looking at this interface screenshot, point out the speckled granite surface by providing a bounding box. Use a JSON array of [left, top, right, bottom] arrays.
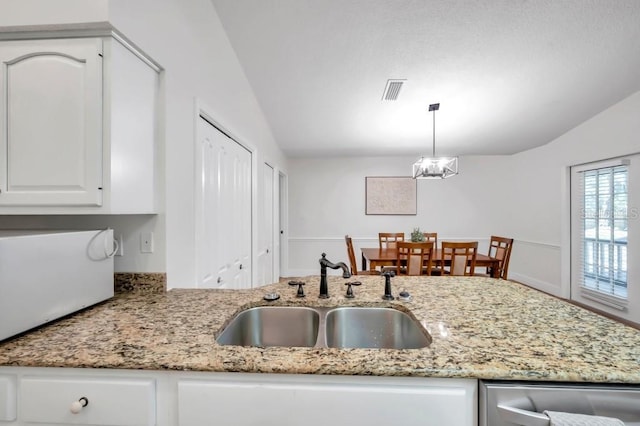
[[1, 276, 639, 383], [114, 272, 166, 294]]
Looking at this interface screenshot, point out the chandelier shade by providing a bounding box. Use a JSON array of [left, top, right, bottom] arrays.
[[413, 103, 458, 179], [412, 156, 458, 179]]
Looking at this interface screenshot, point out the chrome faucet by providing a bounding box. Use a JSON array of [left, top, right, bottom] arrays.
[[319, 253, 351, 298]]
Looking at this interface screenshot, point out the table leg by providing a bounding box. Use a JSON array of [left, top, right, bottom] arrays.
[[491, 261, 500, 278]]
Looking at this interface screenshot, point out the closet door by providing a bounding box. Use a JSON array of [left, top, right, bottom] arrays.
[[196, 117, 252, 289]]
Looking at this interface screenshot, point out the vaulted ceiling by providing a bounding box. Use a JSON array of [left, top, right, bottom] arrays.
[[211, 0, 640, 158]]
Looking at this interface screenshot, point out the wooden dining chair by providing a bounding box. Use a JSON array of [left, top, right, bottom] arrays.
[[379, 232, 405, 249], [419, 232, 442, 274], [345, 235, 380, 275], [441, 241, 478, 276], [477, 236, 514, 279], [423, 232, 438, 247], [396, 241, 434, 276]]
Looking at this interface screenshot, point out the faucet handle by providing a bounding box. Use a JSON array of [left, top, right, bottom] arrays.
[[344, 281, 361, 298], [288, 280, 306, 298]]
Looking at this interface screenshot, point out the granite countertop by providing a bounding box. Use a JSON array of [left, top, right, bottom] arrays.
[[1, 276, 639, 383]]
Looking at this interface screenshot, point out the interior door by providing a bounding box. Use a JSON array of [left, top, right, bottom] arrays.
[[257, 163, 274, 286], [196, 116, 252, 289], [279, 172, 287, 278]]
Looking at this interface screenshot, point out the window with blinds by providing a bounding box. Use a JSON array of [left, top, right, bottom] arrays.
[[576, 163, 628, 300]]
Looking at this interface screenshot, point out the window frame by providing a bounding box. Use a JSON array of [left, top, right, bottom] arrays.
[[570, 158, 631, 311]]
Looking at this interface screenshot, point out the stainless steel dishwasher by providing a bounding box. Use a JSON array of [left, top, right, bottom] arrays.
[[480, 380, 640, 425]]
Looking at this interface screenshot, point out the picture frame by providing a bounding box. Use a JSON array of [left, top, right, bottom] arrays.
[[365, 176, 417, 215]]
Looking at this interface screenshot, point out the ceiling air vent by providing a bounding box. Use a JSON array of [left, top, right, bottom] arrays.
[[381, 79, 406, 101]]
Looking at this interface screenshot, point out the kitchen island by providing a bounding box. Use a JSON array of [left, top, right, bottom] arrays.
[[1, 275, 639, 382], [1, 276, 639, 425]]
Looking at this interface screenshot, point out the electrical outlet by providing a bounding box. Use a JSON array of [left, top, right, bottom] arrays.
[[115, 234, 124, 256], [140, 232, 154, 253]]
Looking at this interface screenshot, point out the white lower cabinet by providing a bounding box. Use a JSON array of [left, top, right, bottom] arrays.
[[0, 368, 478, 426], [178, 373, 477, 426], [0, 368, 157, 426], [20, 376, 155, 425]]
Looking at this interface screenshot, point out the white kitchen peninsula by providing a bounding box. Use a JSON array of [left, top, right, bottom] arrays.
[[1, 276, 639, 425]]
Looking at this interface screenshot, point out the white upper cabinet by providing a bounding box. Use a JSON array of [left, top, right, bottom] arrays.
[[0, 34, 161, 214], [0, 38, 103, 207]]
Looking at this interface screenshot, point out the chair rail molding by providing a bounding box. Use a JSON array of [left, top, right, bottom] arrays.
[[513, 239, 561, 250]]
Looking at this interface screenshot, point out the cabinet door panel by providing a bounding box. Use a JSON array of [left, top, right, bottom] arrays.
[[0, 38, 102, 206], [179, 376, 477, 426], [0, 375, 17, 421], [108, 38, 158, 213]]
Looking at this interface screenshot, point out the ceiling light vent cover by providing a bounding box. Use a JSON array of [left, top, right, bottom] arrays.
[[382, 79, 406, 101]]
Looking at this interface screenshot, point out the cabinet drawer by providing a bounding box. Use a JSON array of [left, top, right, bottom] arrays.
[[0, 375, 17, 421], [20, 376, 155, 425]]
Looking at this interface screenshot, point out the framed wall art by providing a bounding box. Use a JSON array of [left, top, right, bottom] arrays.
[[365, 176, 417, 215]]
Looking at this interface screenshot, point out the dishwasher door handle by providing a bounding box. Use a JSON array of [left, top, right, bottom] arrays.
[[497, 404, 550, 426]]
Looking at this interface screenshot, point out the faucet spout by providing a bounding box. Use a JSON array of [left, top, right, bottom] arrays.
[[319, 253, 351, 298], [382, 270, 395, 300]]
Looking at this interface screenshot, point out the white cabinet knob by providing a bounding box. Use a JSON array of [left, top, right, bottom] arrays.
[[70, 397, 89, 414]]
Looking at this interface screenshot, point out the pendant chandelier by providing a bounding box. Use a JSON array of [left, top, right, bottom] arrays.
[[412, 103, 458, 179]]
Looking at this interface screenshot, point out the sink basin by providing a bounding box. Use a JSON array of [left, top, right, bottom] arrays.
[[216, 306, 320, 347], [216, 306, 431, 349], [325, 307, 431, 349]]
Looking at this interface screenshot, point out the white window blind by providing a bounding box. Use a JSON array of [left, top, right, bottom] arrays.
[[575, 163, 628, 301]]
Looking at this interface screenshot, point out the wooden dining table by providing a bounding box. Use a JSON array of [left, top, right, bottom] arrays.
[[360, 247, 502, 278]]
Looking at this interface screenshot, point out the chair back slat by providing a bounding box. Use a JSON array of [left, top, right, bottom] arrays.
[[442, 241, 478, 276], [396, 241, 434, 276], [423, 232, 438, 247], [379, 232, 405, 249], [487, 236, 514, 279], [345, 235, 380, 276], [345, 235, 358, 275]]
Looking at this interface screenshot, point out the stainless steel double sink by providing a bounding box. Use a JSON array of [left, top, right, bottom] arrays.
[[216, 306, 432, 349]]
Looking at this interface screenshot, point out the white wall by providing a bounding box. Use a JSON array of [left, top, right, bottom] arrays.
[[107, 0, 288, 288], [0, 0, 108, 27], [0, 0, 288, 287], [286, 155, 510, 276], [507, 90, 640, 320]]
